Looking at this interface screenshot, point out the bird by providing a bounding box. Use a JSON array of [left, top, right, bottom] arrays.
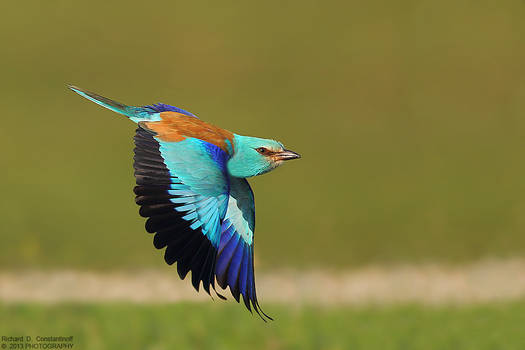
[[68, 85, 300, 321]]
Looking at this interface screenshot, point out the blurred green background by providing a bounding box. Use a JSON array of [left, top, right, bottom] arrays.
[[2, 0, 525, 271], [3, 1, 525, 349]]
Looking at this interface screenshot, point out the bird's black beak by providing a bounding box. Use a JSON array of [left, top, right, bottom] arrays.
[[275, 149, 301, 161]]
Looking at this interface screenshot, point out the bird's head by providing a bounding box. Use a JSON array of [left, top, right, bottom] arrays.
[[227, 135, 301, 178]]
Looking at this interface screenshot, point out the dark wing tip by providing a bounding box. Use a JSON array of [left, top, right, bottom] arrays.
[[214, 287, 228, 300], [215, 240, 273, 321], [134, 127, 219, 295], [253, 299, 273, 322]]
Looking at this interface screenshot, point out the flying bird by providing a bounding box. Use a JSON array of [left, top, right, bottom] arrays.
[[69, 85, 300, 321]]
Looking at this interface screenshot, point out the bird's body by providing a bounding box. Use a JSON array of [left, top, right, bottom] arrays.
[[69, 86, 300, 321]]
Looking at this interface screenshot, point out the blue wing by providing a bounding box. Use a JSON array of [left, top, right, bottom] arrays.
[[143, 103, 197, 117], [215, 177, 272, 321], [134, 127, 229, 293]]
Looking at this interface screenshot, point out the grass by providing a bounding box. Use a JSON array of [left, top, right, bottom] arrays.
[[1, 302, 525, 350], [2, 0, 525, 270]]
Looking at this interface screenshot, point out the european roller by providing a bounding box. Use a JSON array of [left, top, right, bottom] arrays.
[[69, 86, 300, 321]]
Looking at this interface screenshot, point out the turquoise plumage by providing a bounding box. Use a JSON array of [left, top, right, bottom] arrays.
[[69, 85, 300, 321]]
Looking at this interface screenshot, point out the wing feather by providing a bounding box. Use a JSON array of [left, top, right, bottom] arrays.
[[215, 177, 272, 321], [133, 127, 228, 293]]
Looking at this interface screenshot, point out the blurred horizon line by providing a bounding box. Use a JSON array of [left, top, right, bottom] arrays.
[[2, 257, 524, 305]]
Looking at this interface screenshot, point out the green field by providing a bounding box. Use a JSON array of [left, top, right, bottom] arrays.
[[1, 302, 524, 350], [2, 0, 525, 270]]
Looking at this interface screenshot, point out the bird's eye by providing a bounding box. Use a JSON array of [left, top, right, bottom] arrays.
[[256, 147, 268, 155]]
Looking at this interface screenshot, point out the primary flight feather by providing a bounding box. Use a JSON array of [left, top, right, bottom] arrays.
[[69, 85, 300, 321]]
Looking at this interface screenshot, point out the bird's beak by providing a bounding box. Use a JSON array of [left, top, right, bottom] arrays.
[[275, 149, 301, 161]]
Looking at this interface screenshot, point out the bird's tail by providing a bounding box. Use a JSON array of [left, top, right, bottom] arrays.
[[68, 85, 154, 122]]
